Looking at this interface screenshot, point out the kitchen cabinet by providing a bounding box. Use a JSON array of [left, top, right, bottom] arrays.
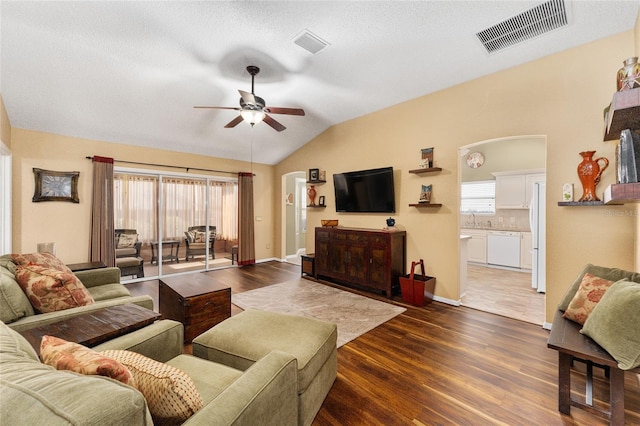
[[315, 227, 406, 298], [520, 232, 532, 270], [460, 228, 487, 263], [494, 170, 545, 209]]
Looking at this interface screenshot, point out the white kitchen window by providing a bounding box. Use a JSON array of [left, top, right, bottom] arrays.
[[460, 180, 495, 214]]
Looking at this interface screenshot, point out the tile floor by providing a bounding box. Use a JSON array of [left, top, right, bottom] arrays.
[[461, 263, 545, 325]]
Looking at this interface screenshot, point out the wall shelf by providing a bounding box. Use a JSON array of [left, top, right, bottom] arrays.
[[307, 205, 326, 208], [603, 182, 640, 204], [408, 167, 442, 174], [307, 180, 326, 185], [409, 203, 442, 208], [557, 201, 607, 206], [603, 87, 640, 141]]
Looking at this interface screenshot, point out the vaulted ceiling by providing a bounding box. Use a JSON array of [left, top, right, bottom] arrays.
[[2, 1, 639, 165]]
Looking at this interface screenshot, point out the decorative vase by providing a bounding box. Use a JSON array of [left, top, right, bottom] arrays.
[[577, 151, 609, 202], [616, 57, 640, 91], [386, 217, 395, 227], [307, 185, 317, 206]]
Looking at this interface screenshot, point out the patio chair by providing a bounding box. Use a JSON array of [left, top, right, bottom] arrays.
[[184, 226, 216, 261], [114, 229, 141, 258]]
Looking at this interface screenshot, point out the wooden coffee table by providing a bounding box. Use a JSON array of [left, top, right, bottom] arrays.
[[159, 274, 231, 342], [19, 303, 161, 357]]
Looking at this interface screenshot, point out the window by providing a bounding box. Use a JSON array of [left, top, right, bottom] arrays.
[[460, 180, 495, 214]]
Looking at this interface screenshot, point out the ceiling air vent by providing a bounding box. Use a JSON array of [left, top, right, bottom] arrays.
[[476, 0, 568, 54], [293, 29, 330, 55]]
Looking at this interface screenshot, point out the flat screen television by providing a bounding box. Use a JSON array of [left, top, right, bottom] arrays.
[[333, 167, 396, 213]]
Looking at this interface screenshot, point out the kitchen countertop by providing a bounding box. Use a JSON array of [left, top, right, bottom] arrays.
[[460, 226, 530, 232]]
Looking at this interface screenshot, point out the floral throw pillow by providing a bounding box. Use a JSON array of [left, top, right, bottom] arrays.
[[102, 350, 204, 425], [40, 335, 136, 387], [563, 272, 614, 325], [15, 264, 95, 313], [11, 252, 72, 273], [117, 233, 138, 249]]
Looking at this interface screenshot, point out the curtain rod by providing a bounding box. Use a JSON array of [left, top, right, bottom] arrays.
[[85, 156, 241, 176]]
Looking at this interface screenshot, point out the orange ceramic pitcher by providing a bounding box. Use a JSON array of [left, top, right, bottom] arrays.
[[577, 151, 609, 202]]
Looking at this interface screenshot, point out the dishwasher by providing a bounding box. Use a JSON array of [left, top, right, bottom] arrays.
[[487, 231, 521, 268]]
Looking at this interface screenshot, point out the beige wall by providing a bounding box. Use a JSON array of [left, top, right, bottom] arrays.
[[275, 30, 637, 323], [10, 128, 275, 263], [0, 96, 10, 148]]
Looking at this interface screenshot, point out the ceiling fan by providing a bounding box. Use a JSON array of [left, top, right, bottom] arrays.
[[194, 65, 305, 132]]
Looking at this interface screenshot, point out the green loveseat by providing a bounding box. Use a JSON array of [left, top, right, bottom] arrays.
[[0, 254, 154, 332], [0, 319, 299, 425]]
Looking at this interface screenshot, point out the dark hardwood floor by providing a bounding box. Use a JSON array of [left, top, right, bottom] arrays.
[[125, 261, 640, 425]]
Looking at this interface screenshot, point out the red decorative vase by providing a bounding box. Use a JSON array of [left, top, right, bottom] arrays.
[[577, 151, 609, 202], [307, 185, 317, 206]]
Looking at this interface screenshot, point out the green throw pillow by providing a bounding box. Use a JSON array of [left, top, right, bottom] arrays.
[[558, 264, 640, 311], [581, 279, 640, 370]]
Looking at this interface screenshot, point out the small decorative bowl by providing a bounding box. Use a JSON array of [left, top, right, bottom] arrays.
[[321, 220, 339, 228]]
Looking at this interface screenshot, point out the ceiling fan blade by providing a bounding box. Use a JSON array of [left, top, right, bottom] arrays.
[[264, 107, 305, 116], [193, 106, 240, 110], [238, 90, 256, 106], [263, 114, 286, 132], [224, 115, 244, 128]]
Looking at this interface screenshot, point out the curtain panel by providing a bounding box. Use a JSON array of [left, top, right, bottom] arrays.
[[114, 173, 238, 243], [90, 156, 115, 266], [237, 172, 255, 266]]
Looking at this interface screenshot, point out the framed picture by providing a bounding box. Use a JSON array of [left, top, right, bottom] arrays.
[[319, 195, 325, 206], [32, 168, 80, 203], [319, 170, 326, 181], [420, 147, 434, 168], [309, 168, 319, 181]]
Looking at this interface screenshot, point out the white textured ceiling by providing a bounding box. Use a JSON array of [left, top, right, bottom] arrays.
[[2, 1, 639, 165]]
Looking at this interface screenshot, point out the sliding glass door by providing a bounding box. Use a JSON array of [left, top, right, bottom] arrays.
[[114, 169, 237, 281]]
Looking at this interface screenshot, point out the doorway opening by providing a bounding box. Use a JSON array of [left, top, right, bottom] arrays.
[[459, 135, 546, 325], [282, 171, 307, 265]]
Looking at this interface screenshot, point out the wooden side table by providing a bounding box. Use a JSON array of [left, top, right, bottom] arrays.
[[301, 253, 315, 278], [150, 240, 180, 264], [67, 261, 107, 272]]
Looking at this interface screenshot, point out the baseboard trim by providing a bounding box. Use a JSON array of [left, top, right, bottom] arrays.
[[433, 295, 461, 306]]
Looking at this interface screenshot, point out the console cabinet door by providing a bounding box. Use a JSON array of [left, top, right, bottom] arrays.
[[328, 240, 348, 276], [315, 232, 329, 271], [314, 227, 405, 299], [346, 243, 368, 282], [369, 245, 388, 289]]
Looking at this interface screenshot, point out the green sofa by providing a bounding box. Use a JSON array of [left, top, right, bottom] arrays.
[[0, 254, 154, 332], [0, 319, 299, 425]]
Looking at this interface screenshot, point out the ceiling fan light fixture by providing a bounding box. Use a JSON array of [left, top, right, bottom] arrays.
[[240, 109, 266, 125]]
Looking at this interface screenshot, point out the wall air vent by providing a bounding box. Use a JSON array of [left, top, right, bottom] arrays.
[[476, 0, 568, 54], [293, 29, 330, 55]]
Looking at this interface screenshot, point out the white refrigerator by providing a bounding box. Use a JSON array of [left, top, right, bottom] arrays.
[[529, 182, 546, 293]]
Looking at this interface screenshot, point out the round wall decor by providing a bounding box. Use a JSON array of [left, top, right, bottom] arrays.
[[466, 152, 485, 168]]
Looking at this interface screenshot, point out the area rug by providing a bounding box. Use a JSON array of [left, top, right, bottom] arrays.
[[232, 279, 406, 347]]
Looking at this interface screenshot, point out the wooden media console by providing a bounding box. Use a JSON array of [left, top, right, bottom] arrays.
[[314, 227, 406, 298]]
